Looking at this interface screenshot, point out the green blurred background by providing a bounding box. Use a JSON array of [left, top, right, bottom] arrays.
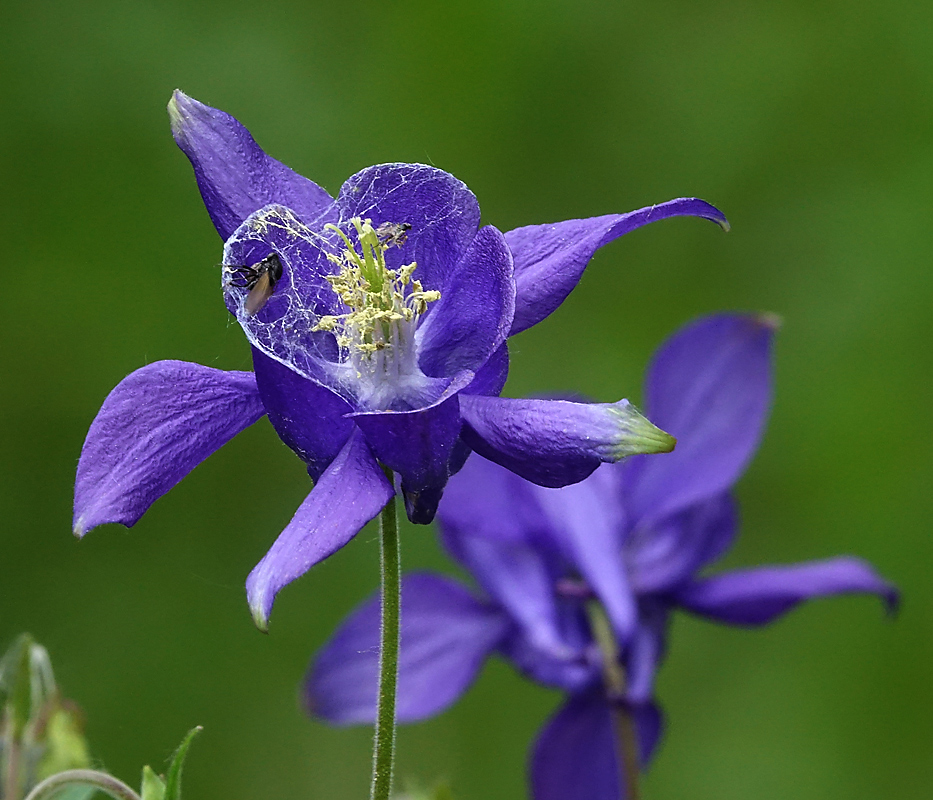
[[1, 0, 930, 797]]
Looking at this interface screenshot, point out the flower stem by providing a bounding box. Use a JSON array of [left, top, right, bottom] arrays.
[[22, 769, 142, 800], [3, 735, 22, 800], [370, 488, 401, 800], [587, 602, 642, 800]]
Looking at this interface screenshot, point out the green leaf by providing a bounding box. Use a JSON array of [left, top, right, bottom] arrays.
[[163, 726, 202, 800], [0, 633, 34, 736], [140, 765, 166, 800]]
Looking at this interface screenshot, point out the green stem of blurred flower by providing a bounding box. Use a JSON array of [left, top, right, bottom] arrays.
[[370, 484, 401, 800], [22, 769, 142, 800], [3, 735, 22, 800], [587, 602, 642, 800]]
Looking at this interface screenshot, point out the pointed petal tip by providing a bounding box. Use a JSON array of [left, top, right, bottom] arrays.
[[609, 401, 677, 459], [246, 573, 272, 632], [250, 603, 271, 634], [755, 311, 783, 331]]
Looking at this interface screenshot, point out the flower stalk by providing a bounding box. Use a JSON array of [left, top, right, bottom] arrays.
[[586, 602, 641, 800], [371, 481, 401, 800], [22, 769, 142, 800]]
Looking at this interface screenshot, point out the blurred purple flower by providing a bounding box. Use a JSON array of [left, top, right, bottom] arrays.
[[72, 91, 727, 629], [306, 313, 897, 799]]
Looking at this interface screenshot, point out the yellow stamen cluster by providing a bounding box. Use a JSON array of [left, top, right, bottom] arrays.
[[313, 218, 440, 359]]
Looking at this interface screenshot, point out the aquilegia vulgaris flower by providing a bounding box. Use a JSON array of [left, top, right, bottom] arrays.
[[72, 91, 727, 629], [306, 313, 898, 800]]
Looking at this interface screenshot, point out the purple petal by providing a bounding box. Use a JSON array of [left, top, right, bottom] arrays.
[[460, 395, 674, 488], [627, 493, 738, 594], [222, 205, 349, 390], [674, 557, 899, 626], [306, 573, 508, 725], [506, 199, 728, 335], [532, 470, 636, 643], [461, 343, 509, 398], [252, 348, 354, 481], [351, 373, 473, 524], [245, 430, 393, 630], [623, 600, 670, 706], [417, 225, 515, 378], [74, 361, 264, 536], [168, 91, 334, 240], [530, 691, 662, 800], [500, 602, 597, 693], [621, 313, 777, 526], [438, 451, 549, 544], [336, 164, 481, 293]]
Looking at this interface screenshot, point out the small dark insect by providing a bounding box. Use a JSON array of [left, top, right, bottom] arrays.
[[225, 253, 283, 316], [375, 222, 412, 249]]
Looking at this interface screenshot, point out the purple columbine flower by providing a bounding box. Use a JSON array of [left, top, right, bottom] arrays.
[[72, 90, 728, 630], [306, 313, 898, 799]]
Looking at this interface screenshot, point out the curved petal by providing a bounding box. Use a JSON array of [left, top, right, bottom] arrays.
[[506, 199, 728, 335], [73, 361, 265, 536], [674, 557, 899, 626], [532, 471, 636, 643], [252, 348, 354, 481], [627, 493, 738, 595], [416, 225, 515, 378], [461, 343, 509, 397], [168, 91, 334, 240], [335, 164, 481, 294], [351, 372, 474, 524], [530, 691, 662, 800], [460, 395, 674, 488], [222, 205, 348, 390], [306, 573, 508, 725], [245, 430, 393, 630], [621, 313, 777, 526]]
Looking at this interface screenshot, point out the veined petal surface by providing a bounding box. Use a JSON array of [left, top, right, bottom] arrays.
[[336, 164, 481, 293], [460, 395, 674, 488], [416, 225, 515, 379], [245, 430, 393, 630], [73, 361, 265, 536], [169, 91, 334, 240], [506, 199, 728, 335]]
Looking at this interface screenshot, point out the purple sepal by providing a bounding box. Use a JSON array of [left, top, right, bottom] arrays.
[[251, 348, 353, 481], [245, 430, 393, 630], [168, 91, 334, 240], [306, 573, 508, 725], [506, 199, 728, 335], [460, 395, 655, 488], [416, 225, 515, 378], [530, 691, 662, 800], [73, 361, 265, 536], [674, 556, 900, 626], [621, 313, 776, 526]]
